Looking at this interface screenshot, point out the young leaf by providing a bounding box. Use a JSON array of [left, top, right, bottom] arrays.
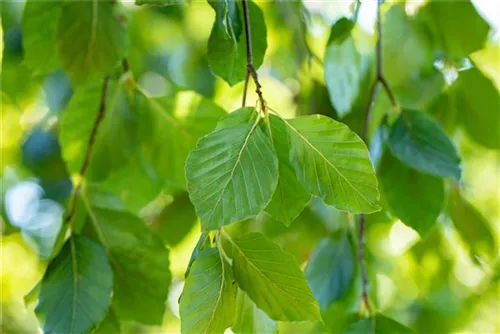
[[378, 151, 444, 236], [453, 67, 500, 149], [207, 0, 267, 85], [180, 248, 236, 334], [224, 231, 321, 321], [283, 115, 380, 214], [388, 110, 461, 180], [84, 206, 172, 325], [265, 115, 311, 226], [59, 79, 138, 181], [185, 108, 279, 231], [150, 192, 197, 247], [447, 187, 496, 262], [22, 1, 61, 73], [36, 236, 113, 334], [324, 18, 371, 118], [418, 0, 489, 58], [345, 314, 413, 334], [56, 1, 128, 85], [232, 289, 277, 334], [305, 233, 355, 310]]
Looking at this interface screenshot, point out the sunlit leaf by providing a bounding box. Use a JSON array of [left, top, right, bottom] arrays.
[[135, 0, 178, 5], [453, 67, 500, 149], [224, 232, 321, 321], [22, 1, 61, 73], [418, 0, 489, 58], [56, 1, 128, 84], [232, 289, 277, 334], [186, 108, 279, 230], [447, 187, 496, 262], [36, 236, 113, 334], [180, 248, 236, 334], [137, 90, 226, 192], [305, 233, 355, 310], [59, 79, 138, 181], [382, 4, 432, 87], [388, 110, 461, 180], [283, 114, 380, 214], [265, 115, 311, 226]]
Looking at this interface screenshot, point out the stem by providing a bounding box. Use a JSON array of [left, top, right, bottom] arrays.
[[358, 215, 372, 314], [64, 77, 110, 229], [241, 0, 266, 114], [358, 0, 398, 316]]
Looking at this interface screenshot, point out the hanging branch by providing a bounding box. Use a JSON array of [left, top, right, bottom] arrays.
[[241, 0, 266, 113], [358, 0, 398, 315], [362, 0, 397, 139], [64, 77, 110, 228]]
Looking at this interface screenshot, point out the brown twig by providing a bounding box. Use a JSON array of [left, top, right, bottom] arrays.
[[64, 77, 110, 228], [358, 215, 372, 313], [358, 0, 399, 316], [241, 0, 266, 114]]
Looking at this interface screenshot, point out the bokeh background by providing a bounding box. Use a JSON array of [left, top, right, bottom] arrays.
[[1, 0, 499, 333]]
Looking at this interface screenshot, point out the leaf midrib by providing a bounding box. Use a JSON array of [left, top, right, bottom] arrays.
[[207, 116, 261, 225]]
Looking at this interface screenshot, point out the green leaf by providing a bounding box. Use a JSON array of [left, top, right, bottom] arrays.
[[224, 231, 321, 321], [94, 309, 121, 334], [264, 115, 311, 226], [305, 233, 355, 310], [150, 192, 197, 246], [180, 248, 236, 334], [447, 187, 496, 262], [137, 90, 226, 192], [345, 314, 413, 334], [453, 67, 500, 149], [382, 4, 432, 87], [21, 1, 61, 73], [83, 204, 171, 325], [207, 1, 267, 85], [184, 232, 212, 279], [185, 108, 279, 231], [135, 0, 178, 5], [388, 110, 461, 180], [283, 114, 380, 214], [324, 18, 371, 118], [418, 0, 490, 58], [56, 1, 128, 85], [59, 79, 138, 181], [232, 289, 277, 334], [378, 151, 444, 236], [36, 235, 113, 334]]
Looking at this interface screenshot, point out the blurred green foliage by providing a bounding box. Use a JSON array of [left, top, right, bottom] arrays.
[[1, 0, 499, 333]]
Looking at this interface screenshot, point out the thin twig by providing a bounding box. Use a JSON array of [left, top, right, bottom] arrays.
[[358, 215, 372, 314], [352, 0, 362, 23], [358, 0, 398, 316], [242, 71, 250, 107], [64, 77, 110, 228], [241, 0, 266, 114]]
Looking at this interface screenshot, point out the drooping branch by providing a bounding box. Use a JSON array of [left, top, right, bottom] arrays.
[[241, 0, 266, 113], [358, 0, 398, 315], [64, 77, 110, 228], [362, 0, 398, 139]]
